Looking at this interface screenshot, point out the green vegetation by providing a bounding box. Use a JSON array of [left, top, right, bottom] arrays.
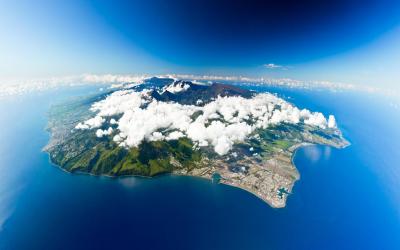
[[45, 87, 348, 178], [48, 122, 204, 177]]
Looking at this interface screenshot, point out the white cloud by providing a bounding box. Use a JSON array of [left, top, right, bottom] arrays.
[[302, 111, 328, 129], [76, 88, 338, 155], [163, 82, 190, 94], [264, 63, 284, 69], [0, 74, 148, 98], [75, 116, 105, 130], [328, 115, 337, 128], [81, 74, 147, 84], [75, 123, 89, 130], [165, 131, 185, 140], [149, 131, 165, 141], [90, 89, 147, 117], [96, 127, 113, 137]]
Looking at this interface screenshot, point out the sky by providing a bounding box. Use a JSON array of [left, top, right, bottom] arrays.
[[1, 0, 400, 90]]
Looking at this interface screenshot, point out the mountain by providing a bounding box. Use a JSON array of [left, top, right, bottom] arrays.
[[145, 79, 253, 105]]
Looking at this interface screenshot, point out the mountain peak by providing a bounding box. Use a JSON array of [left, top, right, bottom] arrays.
[[146, 77, 253, 105]]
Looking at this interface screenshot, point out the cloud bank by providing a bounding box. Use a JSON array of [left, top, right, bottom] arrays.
[[75, 86, 337, 155], [1, 73, 396, 99], [0, 74, 147, 98]]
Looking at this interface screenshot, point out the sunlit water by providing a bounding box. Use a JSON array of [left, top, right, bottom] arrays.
[[0, 85, 399, 250]]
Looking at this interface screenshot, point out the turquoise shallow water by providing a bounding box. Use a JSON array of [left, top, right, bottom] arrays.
[[0, 85, 399, 249]]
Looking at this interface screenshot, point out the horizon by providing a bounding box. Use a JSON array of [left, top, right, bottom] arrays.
[[0, 73, 398, 100], [1, 0, 400, 92]]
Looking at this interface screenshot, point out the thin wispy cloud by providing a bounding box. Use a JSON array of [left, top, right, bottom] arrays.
[[264, 63, 290, 70]]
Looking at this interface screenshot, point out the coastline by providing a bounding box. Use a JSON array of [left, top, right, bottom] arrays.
[[45, 141, 329, 209]]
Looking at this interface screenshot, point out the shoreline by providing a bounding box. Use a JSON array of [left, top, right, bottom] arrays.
[[44, 141, 338, 209]]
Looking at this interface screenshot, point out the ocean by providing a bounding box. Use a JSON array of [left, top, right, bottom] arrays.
[[0, 85, 399, 249]]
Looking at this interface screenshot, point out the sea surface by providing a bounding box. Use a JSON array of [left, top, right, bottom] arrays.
[[0, 85, 399, 250]]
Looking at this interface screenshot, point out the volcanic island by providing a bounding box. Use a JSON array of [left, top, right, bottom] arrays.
[[44, 77, 349, 208]]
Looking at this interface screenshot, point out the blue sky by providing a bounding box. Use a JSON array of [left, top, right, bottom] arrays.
[[1, 0, 400, 90]]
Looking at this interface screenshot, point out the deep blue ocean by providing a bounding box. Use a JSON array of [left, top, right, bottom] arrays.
[[0, 85, 399, 250]]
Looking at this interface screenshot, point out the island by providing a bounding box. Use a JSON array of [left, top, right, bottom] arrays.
[[44, 77, 349, 208]]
